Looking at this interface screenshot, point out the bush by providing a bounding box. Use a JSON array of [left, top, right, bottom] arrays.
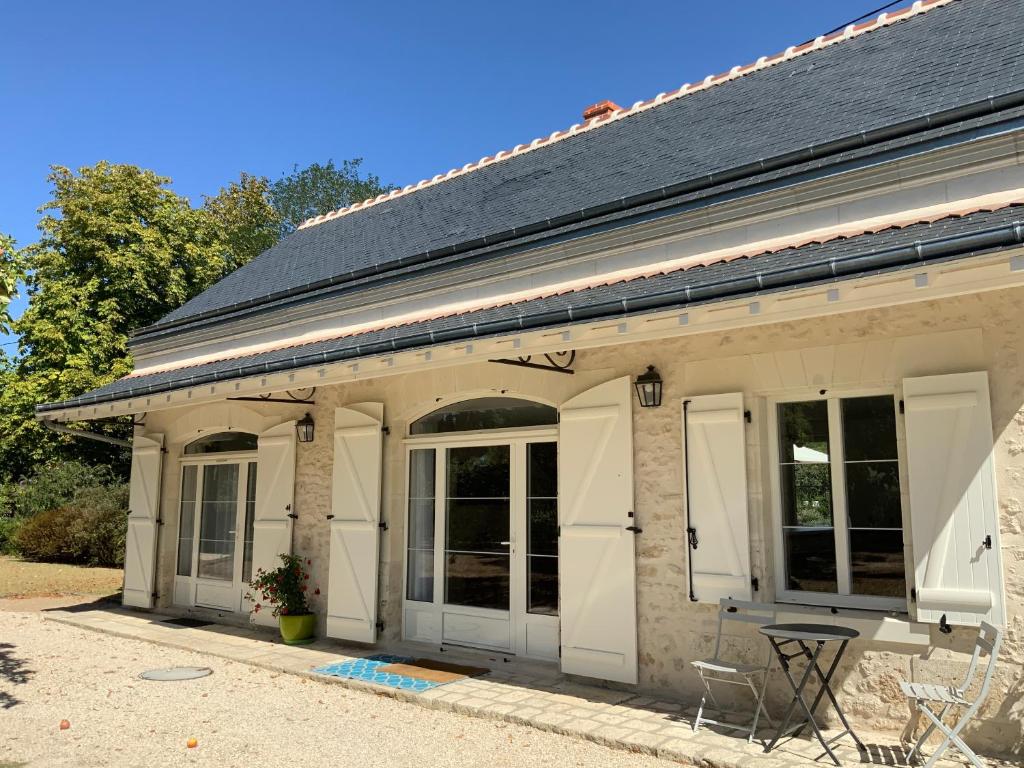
[[0, 514, 23, 555], [2, 460, 120, 518], [13, 484, 128, 566]]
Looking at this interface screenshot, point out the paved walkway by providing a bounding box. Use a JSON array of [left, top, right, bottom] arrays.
[[43, 605, 984, 768]]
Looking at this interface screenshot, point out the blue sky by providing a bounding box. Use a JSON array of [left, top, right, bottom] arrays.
[[1, 0, 876, 344]]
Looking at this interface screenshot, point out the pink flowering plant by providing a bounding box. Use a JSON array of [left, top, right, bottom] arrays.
[[245, 553, 320, 618]]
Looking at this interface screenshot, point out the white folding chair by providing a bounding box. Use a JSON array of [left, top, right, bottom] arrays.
[[901, 621, 1003, 768], [691, 598, 776, 744]]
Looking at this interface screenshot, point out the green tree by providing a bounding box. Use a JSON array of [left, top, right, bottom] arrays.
[[270, 158, 394, 234], [0, 163, 254, 481], [202, 171, 282, 272], [0, 233, 23, 331]]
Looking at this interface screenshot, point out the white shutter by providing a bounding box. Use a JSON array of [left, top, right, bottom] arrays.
[[684, 393, 752, 603], [326, 403, 384, 643], [251, 420, 297, 626], [558, 377, 638, 684], [123, 433, 164, 609], [904, 372, 1005, 627]]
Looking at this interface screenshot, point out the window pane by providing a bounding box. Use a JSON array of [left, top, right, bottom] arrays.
[[184, 431, 258, 454], [845, 462, 901, 528], [528, 555, 558, 615], [778, 401, 830, 463], [445, 553, 509, 609], [242, 462, 257, 583], [528, 499, 558, 556], [783, 528, 837, 593], [446, 499, 510, 552], [850, 529, 905, 596], [528, 442, 557, 498], [197, 463, 238, 581], [411, 398, 557, 435], [841, 396, 897, 461], [406, 449, 435, 602], [779, 464, 833, 526], [447, 446, 510, 497], [177, 465, 197, 577]]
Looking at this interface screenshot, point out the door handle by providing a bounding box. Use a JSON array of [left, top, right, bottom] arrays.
[[500, 541, 512, 546]]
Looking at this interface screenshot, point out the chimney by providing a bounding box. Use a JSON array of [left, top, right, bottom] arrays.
[[582, 99, 622, 121]]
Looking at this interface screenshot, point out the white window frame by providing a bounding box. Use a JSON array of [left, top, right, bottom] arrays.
[[768, 387, 910, 612]]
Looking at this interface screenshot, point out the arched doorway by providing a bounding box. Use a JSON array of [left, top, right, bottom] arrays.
[[173, 431, 259, 612], [403, 397, 559, 660]]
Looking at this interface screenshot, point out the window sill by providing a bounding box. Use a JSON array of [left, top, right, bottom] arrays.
[[772, 602, 930, 646]]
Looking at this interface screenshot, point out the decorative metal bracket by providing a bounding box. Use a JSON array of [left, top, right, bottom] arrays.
[[228, 387, 317, 405], [488, 351, 575, 375]]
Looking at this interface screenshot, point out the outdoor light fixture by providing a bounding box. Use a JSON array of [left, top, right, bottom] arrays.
[[296, 412, 315, 443], [634, 365, 663, 408]]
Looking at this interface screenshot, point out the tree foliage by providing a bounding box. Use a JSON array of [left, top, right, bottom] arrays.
[[202, 172, 282, 272], [270, 158, 394, 234], [0, 232, 24, 331]]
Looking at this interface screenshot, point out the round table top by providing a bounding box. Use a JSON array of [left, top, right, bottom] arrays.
[[759, 622, 860, 642]]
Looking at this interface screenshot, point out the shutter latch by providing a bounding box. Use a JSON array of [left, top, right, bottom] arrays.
[[750, 576, 759, 592], [982, 534, 992, 550], [687, 527, 699, 550]]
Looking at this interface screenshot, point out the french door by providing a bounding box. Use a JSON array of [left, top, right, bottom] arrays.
[[173, 458, 257, 612], [403, 430, 559, 659]]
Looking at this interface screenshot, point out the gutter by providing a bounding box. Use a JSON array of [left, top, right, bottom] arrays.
[[133, 88, 1024, 341], [40, 419, 133, 448], [35, 216, 1024, 415]]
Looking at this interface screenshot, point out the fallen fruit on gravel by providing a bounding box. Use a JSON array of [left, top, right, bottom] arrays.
[[59, 719, 71, 730], [187, 738, 198, 749]]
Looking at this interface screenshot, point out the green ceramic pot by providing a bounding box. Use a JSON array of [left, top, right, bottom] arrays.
[[278, 613, 316, 645]]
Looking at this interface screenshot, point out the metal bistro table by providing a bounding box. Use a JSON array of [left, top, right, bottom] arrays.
[[759, 623, 864, 765]]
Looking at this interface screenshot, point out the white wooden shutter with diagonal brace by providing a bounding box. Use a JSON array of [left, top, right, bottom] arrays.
[[123, 433, 164, 608], [558, 377, 638, 685], [251, 420, 297, 626], [326, 403, 384, 643], [683, 393, 752, 603], [903, 372, 1005, 627]]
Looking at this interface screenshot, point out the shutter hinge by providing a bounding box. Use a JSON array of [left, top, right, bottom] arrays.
[[326, 514, 334, 520], [157, 519, 164, 526], [899, 399, 905, 414], [376, 620, 385, 632], [687, 527, 699, 550], [939, 614, 952, 634], [381, 425, 391, 435], [287, 513, 298, 519], [626, 525, 642, 534], [378, 521, 389, 531], [744, 410, 751, 423], [910, 587, 916, 603], [750, 576, 759, 592]]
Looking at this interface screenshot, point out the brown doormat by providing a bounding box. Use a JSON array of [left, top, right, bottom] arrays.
[[376, 658, 490, 685]]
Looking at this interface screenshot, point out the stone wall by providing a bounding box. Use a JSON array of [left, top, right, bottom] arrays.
[[146, 285, 1024, 756]]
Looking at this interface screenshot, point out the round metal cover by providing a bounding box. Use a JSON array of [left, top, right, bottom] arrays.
[[140, 666, 213, 681]]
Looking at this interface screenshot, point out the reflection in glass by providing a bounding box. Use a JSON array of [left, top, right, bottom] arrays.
[[411, 398, 557, 435], [445, 445, 510, 610], [242, 462, 257, 583], [783, 528, 837, 593], [527, 442, 558, 615], [184, 432, 258, 455], [842, 395, 905, 597], [406, 449, 435, 602], [197, 463, 239, 581], [177, 465, 197, 577]]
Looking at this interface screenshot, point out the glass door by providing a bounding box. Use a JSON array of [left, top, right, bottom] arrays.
[[197, 463, 239, 581]]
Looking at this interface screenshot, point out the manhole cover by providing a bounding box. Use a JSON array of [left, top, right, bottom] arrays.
[[140, 666, 213, 681]]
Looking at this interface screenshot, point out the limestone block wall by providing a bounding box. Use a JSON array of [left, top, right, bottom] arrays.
[[146, 285, 1024, 756]]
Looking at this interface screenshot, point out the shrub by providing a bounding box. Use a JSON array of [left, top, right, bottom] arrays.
[[3, 460, 120, 518], [13, 484, 128, 566], [0, 514, 23, 555]]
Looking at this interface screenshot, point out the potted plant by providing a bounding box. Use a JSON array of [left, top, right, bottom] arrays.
[[246, 553, 320, 645]]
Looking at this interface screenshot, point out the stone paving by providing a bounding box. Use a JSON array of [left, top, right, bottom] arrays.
[[43, 605, 992, 768]]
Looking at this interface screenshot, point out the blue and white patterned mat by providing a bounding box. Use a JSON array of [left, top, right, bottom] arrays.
[[313, 654, 445, 692]]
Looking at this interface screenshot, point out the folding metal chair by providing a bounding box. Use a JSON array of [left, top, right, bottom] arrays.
[[901, 621, 1003, 768], [691, 598, 776, 744]]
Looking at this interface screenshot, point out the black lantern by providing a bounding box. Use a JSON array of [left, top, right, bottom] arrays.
[[296, 412, 315, 443], [634, 365, 663, 408]]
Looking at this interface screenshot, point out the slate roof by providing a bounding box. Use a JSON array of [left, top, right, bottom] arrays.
[[38, 203, 1024, 413], [151, 0, 1024, 333]]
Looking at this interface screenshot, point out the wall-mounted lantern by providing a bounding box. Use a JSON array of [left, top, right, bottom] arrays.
[[296, 412, 315, 443], [634, 365, 663, 408]]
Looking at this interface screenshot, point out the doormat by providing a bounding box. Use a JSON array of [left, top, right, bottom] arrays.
[[160, 618, 214, 628], [312, 654, 488, 692]]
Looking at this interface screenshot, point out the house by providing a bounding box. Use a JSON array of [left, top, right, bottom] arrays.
[[36, 0, 1024, 753]]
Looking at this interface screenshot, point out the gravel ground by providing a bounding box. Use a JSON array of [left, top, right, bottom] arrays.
[[0, 611, 678, 768]]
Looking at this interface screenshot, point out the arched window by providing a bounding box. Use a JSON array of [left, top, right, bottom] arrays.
[[410, 397, 557, 435], [183, 431, 258, 455]]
